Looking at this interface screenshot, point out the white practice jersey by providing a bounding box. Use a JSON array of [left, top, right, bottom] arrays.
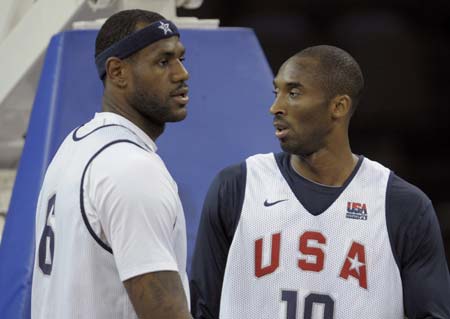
[[31, 113, 189, 319], [220, 153, 403, 319]]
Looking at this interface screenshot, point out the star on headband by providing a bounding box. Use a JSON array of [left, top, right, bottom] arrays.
[[158, 22, 173, 35]]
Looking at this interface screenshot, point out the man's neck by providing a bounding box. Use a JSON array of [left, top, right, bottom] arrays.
[[290, 146, 358, 187], [102, 94, 164, 141]]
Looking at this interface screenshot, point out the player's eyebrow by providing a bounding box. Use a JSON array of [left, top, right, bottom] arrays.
[[158, 48, 186, 59], [273, 80, 304, 89], [158, 51, 175, 58], [286, 82, 303, 89]]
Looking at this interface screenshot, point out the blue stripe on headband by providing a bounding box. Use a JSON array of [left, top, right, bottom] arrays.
[[95, 19, 180, 79]]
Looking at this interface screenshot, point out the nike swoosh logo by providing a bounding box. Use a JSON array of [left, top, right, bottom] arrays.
[[264, 199, 288, 207]]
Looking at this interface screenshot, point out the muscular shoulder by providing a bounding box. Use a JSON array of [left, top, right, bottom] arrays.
[[95, 142, 168, 179], [88, 142, 177, 204]]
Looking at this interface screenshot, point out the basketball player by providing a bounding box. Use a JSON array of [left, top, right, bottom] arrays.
[[31, 10, 192, 319], [190, 45, 450, 318]]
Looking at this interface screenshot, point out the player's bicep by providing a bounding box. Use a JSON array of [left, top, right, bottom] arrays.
[[124, 271, 192, 319]]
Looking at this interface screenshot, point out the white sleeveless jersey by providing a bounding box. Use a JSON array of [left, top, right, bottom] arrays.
[[31, 115, 189, 319], [220, 153, 403, 319]]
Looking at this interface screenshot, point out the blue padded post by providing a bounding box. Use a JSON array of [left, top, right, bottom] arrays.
[[0, 28, 279, 318]]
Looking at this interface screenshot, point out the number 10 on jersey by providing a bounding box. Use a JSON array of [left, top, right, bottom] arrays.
[[281, 290, 334, 319]]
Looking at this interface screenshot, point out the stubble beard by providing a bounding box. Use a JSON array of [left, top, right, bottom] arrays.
[[129, 84, 180, 126]]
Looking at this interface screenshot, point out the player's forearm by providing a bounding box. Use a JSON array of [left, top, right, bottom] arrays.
[[124, 271, 192, 319]]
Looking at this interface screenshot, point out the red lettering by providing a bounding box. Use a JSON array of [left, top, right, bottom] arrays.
[[298, 231, 326, 272], [255, 233, 281, 277], [339, 242, 367, 289]]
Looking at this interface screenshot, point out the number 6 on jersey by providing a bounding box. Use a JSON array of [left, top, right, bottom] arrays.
[[38, 194, 56, 275]]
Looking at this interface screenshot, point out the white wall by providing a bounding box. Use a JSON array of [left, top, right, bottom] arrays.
[[0, 169, 16, 242]]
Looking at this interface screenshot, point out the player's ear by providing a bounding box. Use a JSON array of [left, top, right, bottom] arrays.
[[331, 95, 352, 119], [105, 57, 128, 88]]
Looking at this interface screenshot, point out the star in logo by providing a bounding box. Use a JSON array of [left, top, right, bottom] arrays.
[[158, 22, 172, 35], [347, 255, 365, 275]]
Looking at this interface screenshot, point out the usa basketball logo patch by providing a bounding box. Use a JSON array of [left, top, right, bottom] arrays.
[[346, 202, 368, 220]]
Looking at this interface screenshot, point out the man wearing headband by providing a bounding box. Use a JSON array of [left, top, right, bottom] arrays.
[[31, 9, 192, 319]]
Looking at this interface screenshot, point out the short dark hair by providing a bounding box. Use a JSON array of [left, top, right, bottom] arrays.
[[296, 45, 364, 113], [95, 9, 165, 58]]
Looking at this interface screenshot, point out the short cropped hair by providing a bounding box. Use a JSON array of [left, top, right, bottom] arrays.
[[95, 9, 165, 58], [296, 45, 364, 112]]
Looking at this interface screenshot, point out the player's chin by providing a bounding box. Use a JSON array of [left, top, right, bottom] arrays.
[[279, 139, 299, 154], [167, 106, 188, 122], [278, 136, 290, 147]]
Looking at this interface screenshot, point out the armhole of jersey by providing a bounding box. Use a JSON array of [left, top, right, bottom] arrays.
[[385, 171, 401, 270], [231, 161, 247, 235], [80, 139, 147, 254]]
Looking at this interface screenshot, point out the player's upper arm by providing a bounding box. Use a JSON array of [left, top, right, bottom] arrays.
[[190, 162, 246, 319], [87, 143, 181, 280], [386, 173, 450, 318], [124, 271, 192, 319]]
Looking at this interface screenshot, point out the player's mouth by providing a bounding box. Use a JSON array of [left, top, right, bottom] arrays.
[[171, 86, 189, 105], [273, 120, 289, 139]]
